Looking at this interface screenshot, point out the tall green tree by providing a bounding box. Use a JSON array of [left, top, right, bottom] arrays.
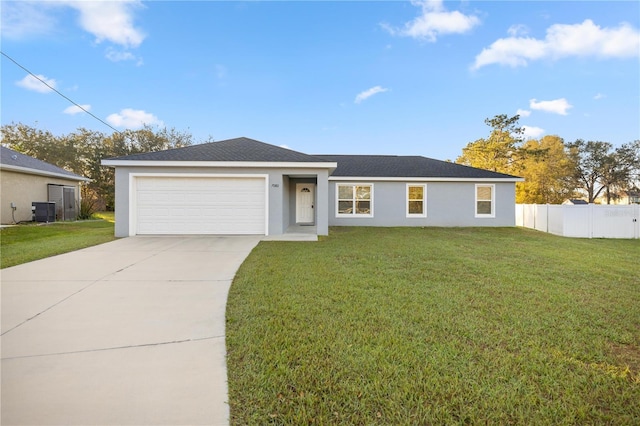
[[457, 114, 558, 203], [600, 140, 640, 203], [1, 122, 195, 210], [95, 126, 195, 208], [456, 114, 526, 174], [566, 139, 640, 203], [0, 122, 62, 164], [516, 135, 577, 204]]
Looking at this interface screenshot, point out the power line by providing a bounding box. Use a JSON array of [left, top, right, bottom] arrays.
[[0, 51, 122, 134]]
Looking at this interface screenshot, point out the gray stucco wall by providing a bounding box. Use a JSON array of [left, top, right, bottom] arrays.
[[112, 166, 515, 237], [327, 180, 516, 227], [112, 166, 330, 237]]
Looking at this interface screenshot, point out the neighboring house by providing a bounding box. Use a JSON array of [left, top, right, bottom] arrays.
[[595, 189, 640, 205], [563, 199, 589, 205], [627, 190, 640, 205], [0, 146, 90, 224], [101, 137, 523, 237]]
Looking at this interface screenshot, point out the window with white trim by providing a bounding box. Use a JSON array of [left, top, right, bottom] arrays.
[[406, 184, 427, 217], [337, 184, 373, 217], [475, 184, 495, 217]]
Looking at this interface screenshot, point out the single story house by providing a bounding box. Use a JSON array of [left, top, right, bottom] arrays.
[[0, 146, 90, 224], [101, 137, 523, 237], [563, 199, 589, 205]]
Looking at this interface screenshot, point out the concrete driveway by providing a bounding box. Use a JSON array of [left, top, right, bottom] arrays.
[[1, 236, 261, 426]]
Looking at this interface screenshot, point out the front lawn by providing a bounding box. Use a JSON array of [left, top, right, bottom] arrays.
[[227, 227, 640, 424], [1, 219, 115, 268]]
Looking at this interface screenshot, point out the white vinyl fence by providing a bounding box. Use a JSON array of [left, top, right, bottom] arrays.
[[516, 204, 640, 239]]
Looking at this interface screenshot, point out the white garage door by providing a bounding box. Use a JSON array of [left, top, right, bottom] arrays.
[[136, 176, 266, 235]]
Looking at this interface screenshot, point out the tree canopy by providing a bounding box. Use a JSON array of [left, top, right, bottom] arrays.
[[1, 123, 198, 211], [516, 135, 576, 204], [567, 139, 640, 203], [2, 118, 639, 213], [456, 114, 526, 174], [458, 115, 640, 204]]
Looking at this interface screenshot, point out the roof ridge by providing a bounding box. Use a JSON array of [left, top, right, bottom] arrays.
[[315, 154, 407, 158], [104, 137, 330, 163]]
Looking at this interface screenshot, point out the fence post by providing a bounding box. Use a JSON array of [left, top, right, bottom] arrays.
[[546, 204, 549, 233]]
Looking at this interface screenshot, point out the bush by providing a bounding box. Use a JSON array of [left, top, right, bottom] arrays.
[[77, 198, 97, 220], [77, 186, 99, 220]]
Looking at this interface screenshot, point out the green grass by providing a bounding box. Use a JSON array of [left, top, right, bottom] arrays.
[[1, 218, 115, 268], [227, 227, 640, 425]]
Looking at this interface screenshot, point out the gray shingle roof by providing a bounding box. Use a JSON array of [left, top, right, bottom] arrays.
[[1, 146, 88, 180], [315, 155, 521, 179], [565, 199, 589, 205], [103, 137, 520, 179], [105, 137, 329, 163]]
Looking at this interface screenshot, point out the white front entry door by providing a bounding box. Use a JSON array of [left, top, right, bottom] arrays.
[[296, 183, 315, 224]]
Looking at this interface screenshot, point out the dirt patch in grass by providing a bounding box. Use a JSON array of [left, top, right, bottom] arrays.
[[610, 343, 640, 382]]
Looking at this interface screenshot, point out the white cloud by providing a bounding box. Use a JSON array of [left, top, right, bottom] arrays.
[[522, 125, 545, 139], [594, 93, 606, 100], [0, 1, 58, 39], [106, 109, 163, 129], [354, 86, 389, 104], [16, 74, 56, 93], [382, 0, 480, 42], [1, 1, 145, 50], [507, 24, 529, 37], [105, 47, 136, 62], [530, 98, 573, 115], [63, 0, 146, 48], [516, 109, 531, 117], [472, 19, 640, 69], [63, 105, 91, 115], [105, 48, 144, 66]]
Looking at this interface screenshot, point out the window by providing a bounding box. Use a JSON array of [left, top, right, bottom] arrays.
[[475, 184, 495, 217], [407, 184, 427, 217], [337, 184, 373, 217]]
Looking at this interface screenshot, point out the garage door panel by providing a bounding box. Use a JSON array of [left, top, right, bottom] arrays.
[[136, 177, 266, 235]]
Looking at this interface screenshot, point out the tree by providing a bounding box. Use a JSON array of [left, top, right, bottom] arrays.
[[601, 140, 640, 203], [516, 135, 577, 204], [456, 114, 526, 174], [0, 122, 62, 164], [1, 123, 195, 211], [95, 126, 194, 209], [566, 139, 640, 203]]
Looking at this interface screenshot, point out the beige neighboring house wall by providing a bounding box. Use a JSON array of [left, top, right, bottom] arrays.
[[0, 146, 90, 225], [0, 170, 84, 224]]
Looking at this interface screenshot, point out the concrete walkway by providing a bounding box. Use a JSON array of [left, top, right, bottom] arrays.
[[1, 236, 261, 426]]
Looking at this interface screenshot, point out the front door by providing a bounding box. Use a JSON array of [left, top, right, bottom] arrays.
[[296, 184, 315, 224]]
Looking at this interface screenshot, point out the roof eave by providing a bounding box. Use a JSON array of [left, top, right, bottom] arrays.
[[101, 160, 338, 170], [328, 176, 525, 182], [0, 164, 91, 182]]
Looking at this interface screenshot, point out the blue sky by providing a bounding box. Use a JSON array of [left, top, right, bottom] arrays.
[[1, 1, 639, 161]]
